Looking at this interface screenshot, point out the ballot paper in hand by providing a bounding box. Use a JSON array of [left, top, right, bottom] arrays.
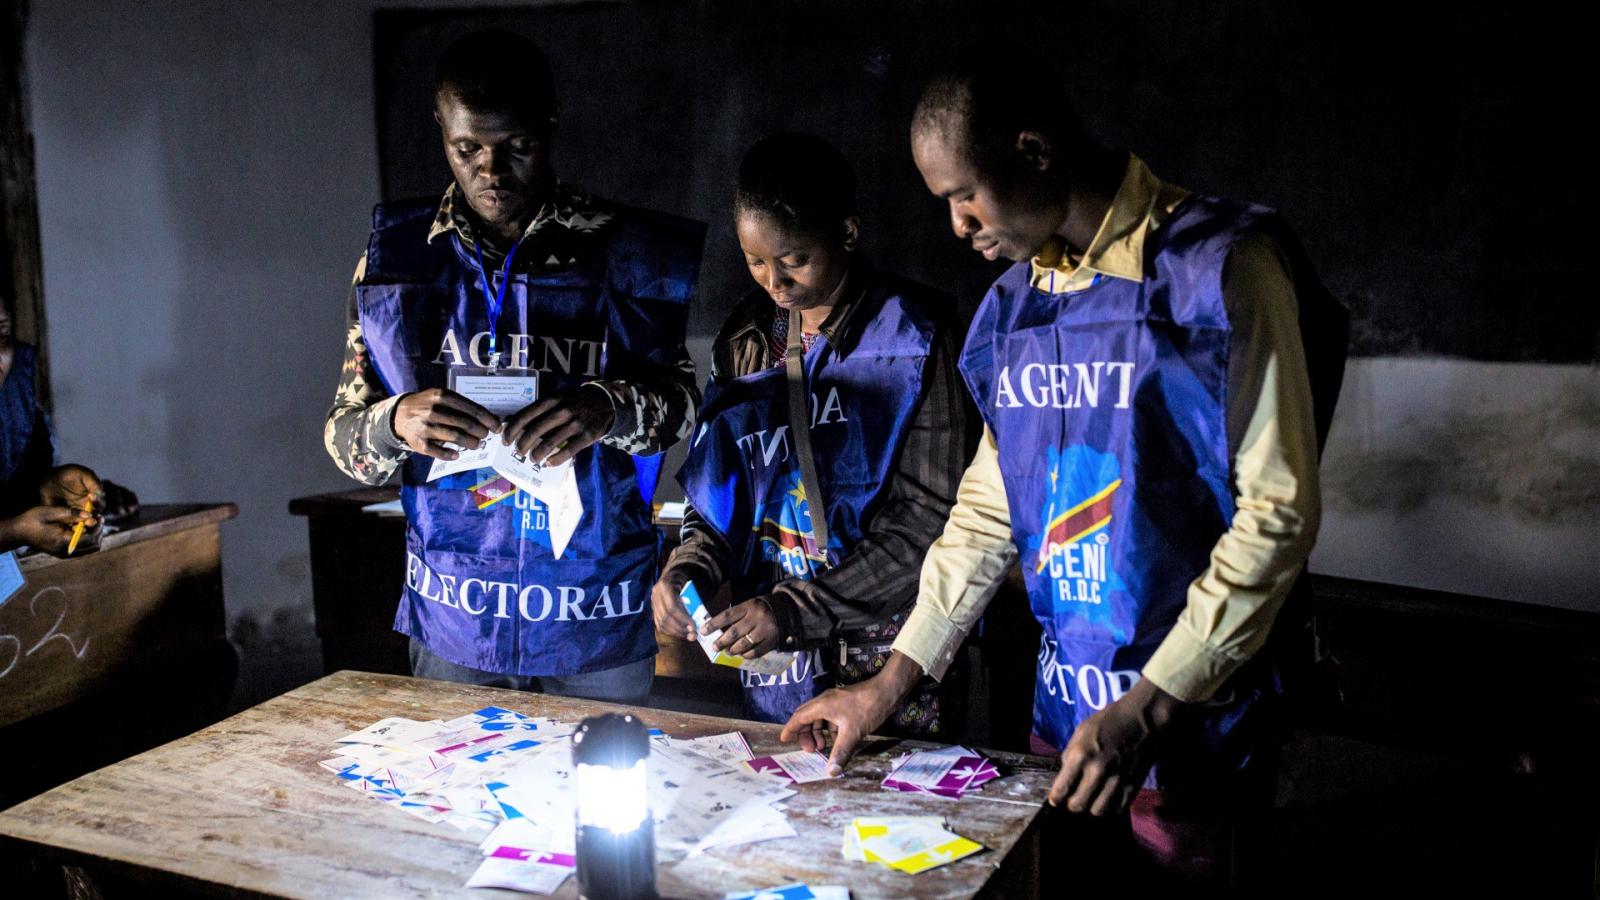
[[679, 581, 796, 677], [426, 433, 583, 559]]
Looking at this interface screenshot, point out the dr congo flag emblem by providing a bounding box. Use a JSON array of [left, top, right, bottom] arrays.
[[1030, 445, 1130, 640], [755, 470, 830, 580]]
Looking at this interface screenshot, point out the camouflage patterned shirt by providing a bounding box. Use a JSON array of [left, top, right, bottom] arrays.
[[324, 183, 697, 485]]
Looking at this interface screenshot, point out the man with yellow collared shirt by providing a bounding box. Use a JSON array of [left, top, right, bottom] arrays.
[[780, 51, 1347, 883]]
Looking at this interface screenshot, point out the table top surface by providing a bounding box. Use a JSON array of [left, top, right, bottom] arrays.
[[16, 502, 237, 573], [0, 671, 1056, 899]]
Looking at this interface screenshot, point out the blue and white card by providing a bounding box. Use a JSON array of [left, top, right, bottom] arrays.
[[724, 884, 849, 900], [679, 581, 796, 677], [0, 551, 23, 609]]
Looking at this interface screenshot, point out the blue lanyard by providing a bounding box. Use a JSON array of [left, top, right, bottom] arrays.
[[470, 237, 523, 360]]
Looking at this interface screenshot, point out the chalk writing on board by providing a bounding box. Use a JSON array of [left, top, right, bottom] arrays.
[[0, 586, 91, 680]]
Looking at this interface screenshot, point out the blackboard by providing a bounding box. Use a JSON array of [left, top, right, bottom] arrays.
[[374, 1, 1595, 363]]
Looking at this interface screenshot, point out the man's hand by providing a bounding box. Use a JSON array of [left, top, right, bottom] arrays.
[[707, 597, 781, 658], [38, 464, 105, 514], [1, 505, 99, 557], [651, 568, 698, 641], [393, 389, 500, 460], [1048, 677, 1182, 816], [779, 652, 923, 776], [502, 388, 616, 466]]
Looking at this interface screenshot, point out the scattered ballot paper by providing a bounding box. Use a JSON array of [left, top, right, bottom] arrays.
[[427, 433, 583, 559], [680, 581, 797, 676], [322, 707, 799, 894], [465, 855, 572, 894], [725, 885, 850, 900], [842, 816, 985, 874], [687, 731, 755, 764], [881, 745, 1001, 799], [745, 750, 836, 784]]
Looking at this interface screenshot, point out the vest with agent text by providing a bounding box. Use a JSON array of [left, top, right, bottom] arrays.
[[960, 195, 1346, 779], [357, 196, 705, 677]]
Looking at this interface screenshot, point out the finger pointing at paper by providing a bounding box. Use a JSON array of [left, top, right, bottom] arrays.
[[779, 651, 924, 776]]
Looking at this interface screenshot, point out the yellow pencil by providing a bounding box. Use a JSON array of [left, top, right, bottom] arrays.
[[66, 497, 92, 555]]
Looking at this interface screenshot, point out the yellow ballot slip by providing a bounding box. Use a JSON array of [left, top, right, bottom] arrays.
[[841, 816, 984, 874]]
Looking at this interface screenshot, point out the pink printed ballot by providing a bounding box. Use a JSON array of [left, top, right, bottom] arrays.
[[881, 746, 1000, 799]]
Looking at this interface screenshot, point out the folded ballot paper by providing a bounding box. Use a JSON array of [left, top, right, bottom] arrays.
[[322, 708, 796, 894], [841, 816, 985, 875], [427, 433, 583, 559], [881, 745, 1001, 799], [680, 581, 797, 676]]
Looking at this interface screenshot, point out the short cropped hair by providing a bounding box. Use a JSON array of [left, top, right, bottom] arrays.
[[434, 30, 556, 131], [913, 44, 1097, 180], [735, 132, 858, 237]]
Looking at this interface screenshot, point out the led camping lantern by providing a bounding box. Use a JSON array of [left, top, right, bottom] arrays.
[[572, 713, 657, 900]]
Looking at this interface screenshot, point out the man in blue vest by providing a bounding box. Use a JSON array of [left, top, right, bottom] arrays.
[[781, 51, 1346, 882], [325, 31, 704, 703]]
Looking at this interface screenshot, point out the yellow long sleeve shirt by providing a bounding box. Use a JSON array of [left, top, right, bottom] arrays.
[[892, 154, 1323, 704]]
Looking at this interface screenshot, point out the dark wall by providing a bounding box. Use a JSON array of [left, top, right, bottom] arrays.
[[375, 1, 1593, 363]]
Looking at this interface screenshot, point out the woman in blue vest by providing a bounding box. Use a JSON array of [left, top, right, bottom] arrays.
[[651, 132, 976, 731], [0, 297, 136, 557]]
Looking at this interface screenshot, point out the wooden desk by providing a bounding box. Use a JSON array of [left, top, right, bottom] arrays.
[[0, 671, 1054, 899], [0, 503, 236, 729], [288, 488, 410, 677]]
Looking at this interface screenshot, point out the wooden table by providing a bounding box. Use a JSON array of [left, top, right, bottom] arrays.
[[0, 503, 236, 729], [0, 671, 1055, 899]]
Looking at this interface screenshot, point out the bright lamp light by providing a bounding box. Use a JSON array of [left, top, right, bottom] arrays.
[[572, 713, 656, 900]]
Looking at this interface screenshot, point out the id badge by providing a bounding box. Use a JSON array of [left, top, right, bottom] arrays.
[[447, 362, 539, 419]]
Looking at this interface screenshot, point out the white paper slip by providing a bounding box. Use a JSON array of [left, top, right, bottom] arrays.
[[688, 731, 755, 763], [464, 856, 571, 894], [426, 433, 584, 559], [691, 800, 796, 856], [333, 717, 446, 747]]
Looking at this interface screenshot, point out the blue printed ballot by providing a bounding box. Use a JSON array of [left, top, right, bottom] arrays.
[[679, 581, 796, 677], [0, 551, 23, 609], [724, 885, 850, 900]]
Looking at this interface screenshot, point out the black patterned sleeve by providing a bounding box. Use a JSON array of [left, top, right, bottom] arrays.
[[323, 255, 411, 485]]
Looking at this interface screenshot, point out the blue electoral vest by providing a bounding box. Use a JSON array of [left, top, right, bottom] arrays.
[[1, 343, 49, 488], [678, 278, 940, 721], [960, 196, 1345, 781], [357, 197, 705, 677]]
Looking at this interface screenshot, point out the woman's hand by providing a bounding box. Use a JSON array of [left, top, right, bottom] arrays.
[[706, 598, 781, 658]]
